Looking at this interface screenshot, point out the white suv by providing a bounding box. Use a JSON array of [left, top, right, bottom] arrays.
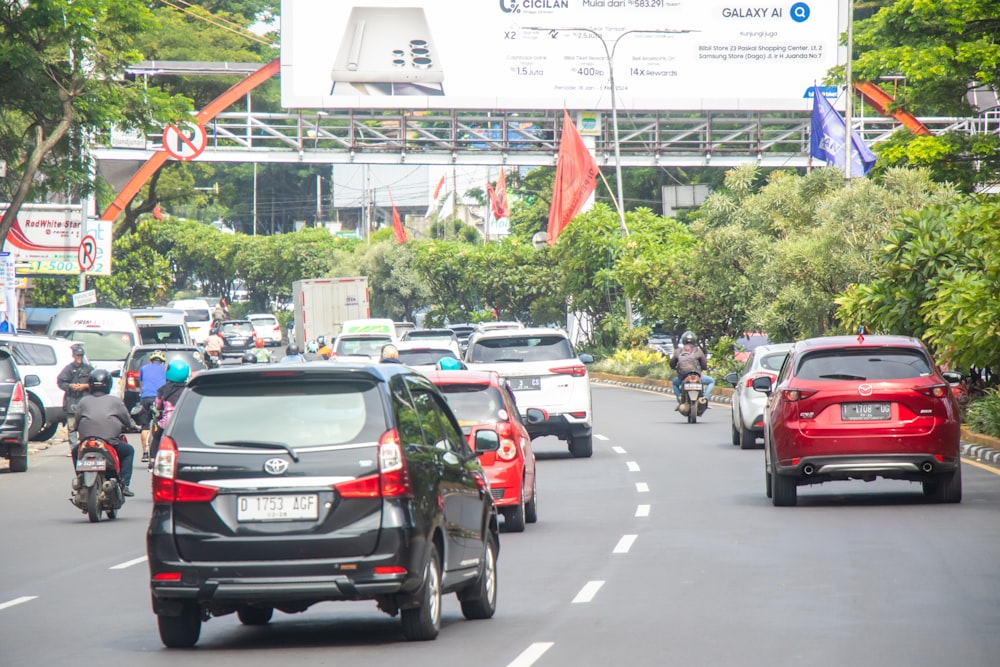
[[465, 327, 594, 457], [0, 333, 78, 441]]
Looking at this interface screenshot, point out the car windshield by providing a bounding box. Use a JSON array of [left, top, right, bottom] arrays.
[[438, 384, 505, 426], [55, 330, 134, 361], [336, 337, 392, 357], [796, 348, 932, 381], [182, 379, 387, 447], [221, 322, 254, 335], [759, 352, 788, 372], [468, 335, 574, 363], [397, 349, 457, 367]]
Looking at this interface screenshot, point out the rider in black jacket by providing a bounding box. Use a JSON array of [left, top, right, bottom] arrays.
[[74, 369, 137, 497]]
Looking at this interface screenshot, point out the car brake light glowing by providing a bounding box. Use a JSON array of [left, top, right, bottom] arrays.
[[374, 566, 407, 575], [126, 370, 140, 390], [8, 382, 25, 415], [152, 572, 182, 582], [550, 365, 587, 377], [151, 436, 219, 504], [781, 389, 817, 401]]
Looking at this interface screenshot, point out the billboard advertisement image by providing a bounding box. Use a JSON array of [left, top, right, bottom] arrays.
[[281, 0, 846, 111]]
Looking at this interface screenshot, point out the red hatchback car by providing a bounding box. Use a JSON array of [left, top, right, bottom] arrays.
[[753, 334, 962, 507], [424, 370, 539, 532]]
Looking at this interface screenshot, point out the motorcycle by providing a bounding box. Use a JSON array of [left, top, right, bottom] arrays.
[[677, 371, 708, 424], [70, 437, 127, 522]]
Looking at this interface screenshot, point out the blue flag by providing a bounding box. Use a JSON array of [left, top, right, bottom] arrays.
[[810, 86, 877, 177]]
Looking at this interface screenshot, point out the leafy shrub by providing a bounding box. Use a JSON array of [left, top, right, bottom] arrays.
[[964, 390, 1000, 438], [592, 347, 669, 378], [708, 336, 742, 380]]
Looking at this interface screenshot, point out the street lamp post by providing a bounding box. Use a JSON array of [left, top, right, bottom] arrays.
[[525, 27, 692, 329]]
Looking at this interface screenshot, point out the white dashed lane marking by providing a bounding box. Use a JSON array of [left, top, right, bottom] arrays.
[[572, 580, 606, 604], [0, 596, 37, 611], [613, 534, 638, 554], [635, 482, 649, 493], [626, 461, 640, 472], [594, 434, 609, 441], [110, 556, 147, 570], [612, 446, 626, 454], [635, 504, 651, 517], [507, 642, 555, 667]]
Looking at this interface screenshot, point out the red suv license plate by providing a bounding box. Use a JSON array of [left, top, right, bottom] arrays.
[[237, 494, 319, 522], [841, 402, 891, 421]]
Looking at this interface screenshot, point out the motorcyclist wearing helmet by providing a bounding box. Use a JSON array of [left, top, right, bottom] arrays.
[[241, 351, 258, 364], [137, 350, 168, 462], [380, 343, 402, 364], [435, 356, 467, 371], [304, 340, 324, 361], [252, 337, 272, 364], [669, 331, 715, 408], [74, 369, 138, 497], [316, 335, 332, 359], [282, 343, 306, 363], [150, 360, 190, 467]]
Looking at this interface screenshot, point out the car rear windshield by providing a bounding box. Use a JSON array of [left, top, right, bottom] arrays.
[[403, 330, 454, 341], [468, 335, 575, 363], [0, 351, 17, 381], [336, 337, 392, 357], [796, 348, 933, 381], [398, 349, 457, 366], [8, 341, 58, 366], [437, 384, 506, 426], [221, 322, 254, 335], [760, 352, 788, 372], [250, 316, 277, 326], [176, 379, 387, 447], [139, 325, 188, 345], [183, 309, 210, 322]]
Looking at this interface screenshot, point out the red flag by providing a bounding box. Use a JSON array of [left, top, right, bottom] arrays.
[[490, 168, 509, 220], [388, 188, 407, 244], [547, 110, 599, 246], [152, 204, 165, 220], [426, 174, 447, 216]]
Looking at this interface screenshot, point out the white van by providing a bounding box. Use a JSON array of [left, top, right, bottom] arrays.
[[167, 298, 213, 345], [131, 307, 193, 346], [46, 308, 142, 392]]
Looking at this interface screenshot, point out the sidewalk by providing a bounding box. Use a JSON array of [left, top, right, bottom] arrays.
[[590, 372, 1000, 468]]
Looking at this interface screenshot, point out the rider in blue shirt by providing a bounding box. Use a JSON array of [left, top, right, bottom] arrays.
[[138, 350, 168, 462]]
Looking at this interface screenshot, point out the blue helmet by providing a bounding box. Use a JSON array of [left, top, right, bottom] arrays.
[[165, 359, 191, 383], [436, 357, 462, 371]]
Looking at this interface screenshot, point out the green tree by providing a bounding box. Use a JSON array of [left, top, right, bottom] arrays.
[[358, 240, 432, 321]]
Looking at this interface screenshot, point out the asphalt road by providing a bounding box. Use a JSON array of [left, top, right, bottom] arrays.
[[3, 384, 1000, 666]]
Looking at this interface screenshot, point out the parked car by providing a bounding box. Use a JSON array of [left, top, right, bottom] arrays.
[[120, 344, 208, 411], [754, 334, 962, 507], [395, 341, 462, 373], [0, 332, 77, 441], [0, 345, 40, 472], [216, 320, 257, 358], [247, 313, 283, 346], [330, 332, 395, 361], [725, 343, 793, 450], [465, 327, 594, 458], [147, 362, 499, 647], [425, 369, 539, 532]]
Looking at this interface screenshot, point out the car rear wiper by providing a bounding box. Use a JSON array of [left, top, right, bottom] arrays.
[[215, 440, 299, 462], [818, 373, 867, 380]]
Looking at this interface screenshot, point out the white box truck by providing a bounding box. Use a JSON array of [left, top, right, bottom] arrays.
[[292, 277, 369, 349]]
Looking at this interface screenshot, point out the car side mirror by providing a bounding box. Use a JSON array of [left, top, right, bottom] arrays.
[[110, 369, 121, 378], [751, 376, 773, 394], [23, 374, 41, 388], [579, 353, 594, 364], [474, 429, 500, 453], [942, 371, 962, 384], [524, 407, 548, 424], [724, 372, 739, 386]]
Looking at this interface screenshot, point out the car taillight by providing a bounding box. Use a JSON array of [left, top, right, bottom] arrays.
[[125, 370, 140, 390], [915, 384, 949, 398], [746, 372, 777, 387], [335, 429, 413, 499], [152, 436, 219, 504], [781, 389, 818, 401], [496, 423, 518, 461], [550, 365, 587, 377], [8, 382, 25, 415]]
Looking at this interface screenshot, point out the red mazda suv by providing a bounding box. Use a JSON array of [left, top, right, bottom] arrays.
[[753, 334, 962, 507], [424, 369, 539, 532]]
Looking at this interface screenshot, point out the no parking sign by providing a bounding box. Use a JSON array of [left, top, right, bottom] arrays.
[[162, 123, 207, 161]]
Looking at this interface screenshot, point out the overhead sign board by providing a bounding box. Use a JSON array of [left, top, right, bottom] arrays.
[[0, 205, 112, 275], [72, 289, 97, 307], [281, 0, 847, 112]]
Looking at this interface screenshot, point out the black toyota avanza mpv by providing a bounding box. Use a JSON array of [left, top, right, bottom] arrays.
[[147, 362, 499, 648]]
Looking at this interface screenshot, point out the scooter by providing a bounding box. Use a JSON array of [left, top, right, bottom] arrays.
[[70, 437, 126, 522], [677, 371, 708, 424]]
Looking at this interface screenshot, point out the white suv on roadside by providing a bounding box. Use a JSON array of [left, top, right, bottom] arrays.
[[0, 333, 78, 441], [465, 327, 594, 457]]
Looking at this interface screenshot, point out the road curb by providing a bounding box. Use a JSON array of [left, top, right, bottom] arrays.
[[591, 375, 1000, 469]]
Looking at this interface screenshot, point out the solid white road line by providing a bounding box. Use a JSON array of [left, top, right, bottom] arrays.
[[613, 534, 638, 554], [109, 556, 148, 570], [594, 434, 609, 441], [635, 482, 649, 493], [612, 446, 627, 454], [626, 460, 640, 472], [507, 642, 555, 667], [635, 504, 651, 517], [572, 580, 606, 604], [0, 596, 37, 611]]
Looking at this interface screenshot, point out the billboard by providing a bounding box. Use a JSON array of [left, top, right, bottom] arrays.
[[0, 204, 113, 275], [281, 0, 846, 111]]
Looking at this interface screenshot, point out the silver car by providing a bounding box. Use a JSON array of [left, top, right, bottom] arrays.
[[725, 343, 793, 449]]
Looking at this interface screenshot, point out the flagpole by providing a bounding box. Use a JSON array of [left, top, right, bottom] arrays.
[[844, 0, 854, 180]]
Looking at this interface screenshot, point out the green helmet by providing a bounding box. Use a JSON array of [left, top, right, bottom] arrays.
[[165, 358, 191, 383]]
